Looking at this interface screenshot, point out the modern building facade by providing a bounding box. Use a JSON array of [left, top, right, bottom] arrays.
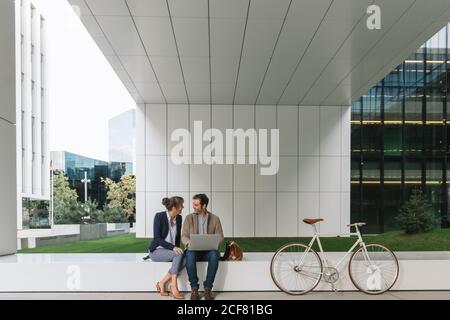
[[51, 151, 133, 208], [108, 109, 136, 173], [16, 0, 50, 230], [66, 0, 450, 239], [351, 23, 450, 233]]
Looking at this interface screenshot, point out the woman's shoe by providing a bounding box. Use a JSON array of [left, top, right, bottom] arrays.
[[156, 282, 169, 296], [169, 284, 185, 300]]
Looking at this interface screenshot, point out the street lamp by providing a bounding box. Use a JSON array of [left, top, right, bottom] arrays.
[[81, 171, 91, 203]]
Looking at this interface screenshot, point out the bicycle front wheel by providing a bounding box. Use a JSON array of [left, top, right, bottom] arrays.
[[270, 243, 323, 295], [349, 244, 399, 294]]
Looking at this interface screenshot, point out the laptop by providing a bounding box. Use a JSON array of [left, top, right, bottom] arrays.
[[188, 234, 221, 251]]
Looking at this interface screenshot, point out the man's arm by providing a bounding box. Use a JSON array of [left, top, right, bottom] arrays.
[[215, 218, 224, 246]]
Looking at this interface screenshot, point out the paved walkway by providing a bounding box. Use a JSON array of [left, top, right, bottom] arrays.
[[0, 291, 449, 300]]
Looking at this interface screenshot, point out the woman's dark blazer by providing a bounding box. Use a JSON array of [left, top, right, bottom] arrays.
[[149, 211, 182, 253]]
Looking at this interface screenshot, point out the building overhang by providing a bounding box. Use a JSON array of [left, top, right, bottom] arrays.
[[69, 0, 450, 106]]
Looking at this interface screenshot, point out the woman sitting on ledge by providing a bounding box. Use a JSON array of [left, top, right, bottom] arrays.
[[148, 196, 185, 299]]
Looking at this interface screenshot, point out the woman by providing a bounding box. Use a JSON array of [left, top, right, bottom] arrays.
[[149, 196, 185, 299]]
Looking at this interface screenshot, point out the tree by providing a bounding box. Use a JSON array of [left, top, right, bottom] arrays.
[[53, 171, 79, 224], [101, 175, 136, 222], [396, 189, 440, 234]]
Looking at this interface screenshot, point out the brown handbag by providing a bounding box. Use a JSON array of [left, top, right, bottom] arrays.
[[220, 241, 243, 261]]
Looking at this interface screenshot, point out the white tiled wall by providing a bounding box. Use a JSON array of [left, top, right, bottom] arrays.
[[137, 104, 351, 237]]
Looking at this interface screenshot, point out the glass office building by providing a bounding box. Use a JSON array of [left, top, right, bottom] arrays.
[[351, 23, 450, 233], [51, 151, 133, 209]]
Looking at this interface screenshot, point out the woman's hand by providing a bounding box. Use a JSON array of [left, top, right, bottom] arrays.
[[173, 246, 184, 254]]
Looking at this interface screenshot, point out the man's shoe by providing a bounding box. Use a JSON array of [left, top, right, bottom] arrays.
[[204, 288, 214, 300], [190, 288, 200, 300]]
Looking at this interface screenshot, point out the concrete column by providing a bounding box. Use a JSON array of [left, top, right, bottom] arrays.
[[0, 0, 17, 256]]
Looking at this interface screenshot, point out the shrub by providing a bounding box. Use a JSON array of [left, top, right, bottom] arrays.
[[396, 189, 440, 234], [103, 207, 128, 223]]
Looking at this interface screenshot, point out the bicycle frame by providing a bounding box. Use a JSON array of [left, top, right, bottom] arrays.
[[298, 224, 372, 272]]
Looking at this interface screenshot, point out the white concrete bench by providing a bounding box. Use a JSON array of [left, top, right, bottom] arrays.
[[0, 252, 449, 292]]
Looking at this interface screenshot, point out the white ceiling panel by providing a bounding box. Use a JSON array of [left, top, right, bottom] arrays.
[[159, 83, 188, 103], [172, 18, 209, 57], [92, 36, 115, 55], [211, 57, 239, 84], [288, 0, 332, 19], [326, 0, 372, 23], [105, 55, 134, 84], [185, 83, 211, 104], [210, 18, 246, 57], [126, 0, 169, 17], [150, 56, 184, 83], [96, 16, 145, 55], [70, 0, 450, 105], [85, 0, 129, 16], [210, 0, 249, 19], [212, 83, 236, 105], [248, 0, 291, 20], [180, 57, 209, 83], [80, 15, 103, 37], [242, 18, 285, 58], [168, 0, 207, 18], [120, 55, 158, 83], [134, 82, 165, 102], [134, 17, 177, 56]]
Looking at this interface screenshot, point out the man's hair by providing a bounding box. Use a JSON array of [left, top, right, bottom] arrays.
[[192, 193, 209, 208]]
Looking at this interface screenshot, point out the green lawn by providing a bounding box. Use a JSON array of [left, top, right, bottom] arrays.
[[18, 228, 450, 253]]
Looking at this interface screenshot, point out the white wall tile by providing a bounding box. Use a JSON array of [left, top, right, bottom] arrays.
[[167, 161, 189, 191], [299, 106, 319, 156], [255, 163, 276, 191], [255, 192, 276, 237], [320, 106, 341, 156], [136, 104, 146, 156], [145, 104, 167, 155], [319, 193, 341, 235], [277, 192, 298, 237], [341, 106, 351, 156], [212, 164, 232, 191], [146, 156, 167, 192], [234, 105, 256, 157], [145, 192, 168, 237], [190, 163, 211, 192], [299, 156, 319, 192], [210, 192, 233, 238], [277, 157, 298, 192], [234, 164, 254, 192], [136, 155, 146, 192], [278, 106, 298, 156], [341, 192, 350, 234], [136, 192, 146, 237], [190, 105, 210, 162], [233, 192, 254, 237], [212, 105, 232, 131], [168, 104, 189, 155], [341, 156, 350, 192], [299, 192, 319, 236], [320, 156, 341, 192]]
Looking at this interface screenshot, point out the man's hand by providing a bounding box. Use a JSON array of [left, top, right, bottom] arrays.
[[173, 247, 184, 254]]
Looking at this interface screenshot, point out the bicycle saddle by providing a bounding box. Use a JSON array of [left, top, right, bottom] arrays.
[[302, 218, 324, 225]]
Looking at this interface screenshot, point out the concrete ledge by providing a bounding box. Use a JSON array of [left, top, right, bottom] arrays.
[[0, 252, 449, 292]]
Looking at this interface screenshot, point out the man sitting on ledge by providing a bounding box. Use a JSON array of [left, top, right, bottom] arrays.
[[182, 194, 224, 300]]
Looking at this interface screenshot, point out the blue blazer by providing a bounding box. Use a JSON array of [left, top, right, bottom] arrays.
[[149, 211, 182, 253]]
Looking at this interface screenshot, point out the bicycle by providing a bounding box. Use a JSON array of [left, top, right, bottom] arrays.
[[270, 218, 399, 295]]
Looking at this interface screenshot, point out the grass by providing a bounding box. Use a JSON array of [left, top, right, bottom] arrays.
[[18, 228, 450, 253]]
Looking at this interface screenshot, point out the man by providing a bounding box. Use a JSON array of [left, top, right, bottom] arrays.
[[182, 194, 224, 300]]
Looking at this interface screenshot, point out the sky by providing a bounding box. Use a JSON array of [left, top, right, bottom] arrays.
[[33, 0, 136, 161]]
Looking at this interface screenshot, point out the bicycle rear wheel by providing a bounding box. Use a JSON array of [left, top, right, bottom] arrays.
[[270, 243, 323, 295], [348, 243, 399, 294]]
